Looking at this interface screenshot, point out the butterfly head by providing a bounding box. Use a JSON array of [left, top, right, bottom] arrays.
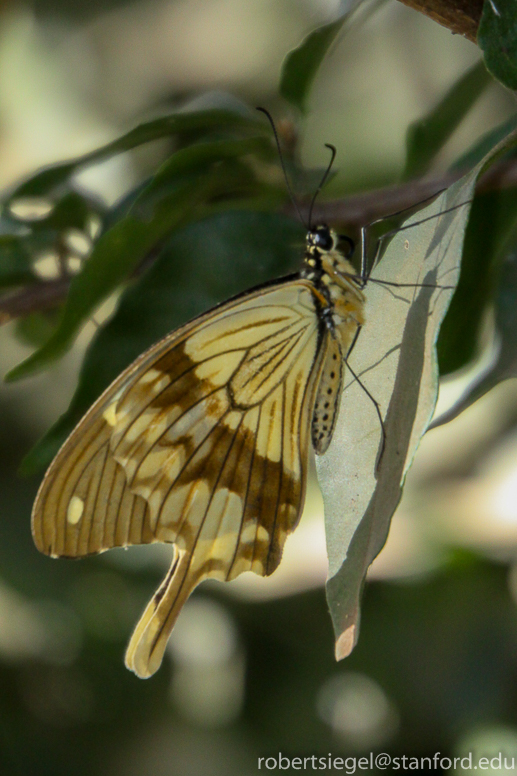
[[306, 224, 337, 256], [304, 224, 363, 302]]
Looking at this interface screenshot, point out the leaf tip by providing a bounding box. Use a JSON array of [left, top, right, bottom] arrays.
[[335, 624, 357, 660], [4, 361, 28, 382]]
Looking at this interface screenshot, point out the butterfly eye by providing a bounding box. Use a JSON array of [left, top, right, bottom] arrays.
[[312, 227, 333, 252]]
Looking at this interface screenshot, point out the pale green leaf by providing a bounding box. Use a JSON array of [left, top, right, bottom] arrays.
[[316, 130, 517, 660]]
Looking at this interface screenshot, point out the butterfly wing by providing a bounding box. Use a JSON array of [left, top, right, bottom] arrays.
[[32, 278, 329, 677]]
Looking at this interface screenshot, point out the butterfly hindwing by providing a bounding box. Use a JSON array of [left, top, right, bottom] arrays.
[[32, 279, 329, 677]]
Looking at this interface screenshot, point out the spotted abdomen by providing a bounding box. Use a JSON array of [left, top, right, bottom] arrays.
[[311, 335, 343, 455]]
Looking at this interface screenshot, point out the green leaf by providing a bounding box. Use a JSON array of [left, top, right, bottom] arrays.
[[280, 16, 346, 113], [402, 60, 492, 180], [0, 235, 35, 287], [0, 188, 107, 293], [6, 136, 272, 382], [20, 210, 304, 474], [316, 127, 517, 661], [14, 310, 62, 348], [437, 188, 517, 374], [451, 111, 517, 171], [478, 0, 517, 91], [6, 108, 263, 200], [38, 189, 106, 231], [432, 241, 517, 429]]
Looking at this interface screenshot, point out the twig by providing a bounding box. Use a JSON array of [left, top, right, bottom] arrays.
[[307, 156, 517, 226], [1, 155, 516, 326], [395, 0, 484, 42], [0, 278, 71, 325]]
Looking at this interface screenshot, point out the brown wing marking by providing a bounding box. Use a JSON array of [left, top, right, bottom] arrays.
[[124, 348, 321, 677], [110, 289, 319, 538], [31, 280, 328, 678], [32, 282, 315, 557]]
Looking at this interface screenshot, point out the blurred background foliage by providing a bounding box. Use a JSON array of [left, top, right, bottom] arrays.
[[1, 0, 517, 774]]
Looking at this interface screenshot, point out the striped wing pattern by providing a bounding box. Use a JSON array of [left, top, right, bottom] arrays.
[[32, 280, 328, 677]]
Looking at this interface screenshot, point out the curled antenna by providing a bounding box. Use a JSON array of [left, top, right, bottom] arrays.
[[256, 107, 307, 228], [308, 143, 336, 228]]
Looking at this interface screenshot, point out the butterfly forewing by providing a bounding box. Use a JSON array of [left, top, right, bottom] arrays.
[[32, 279, 329, 677], [31, 402, 155, 557]]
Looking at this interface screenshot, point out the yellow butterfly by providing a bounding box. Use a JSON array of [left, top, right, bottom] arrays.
[[31, 218, 366, 678]]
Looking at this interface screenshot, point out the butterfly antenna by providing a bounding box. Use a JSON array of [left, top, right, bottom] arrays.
[[308, 143, 337, 228], [256, 107, 307, 228]]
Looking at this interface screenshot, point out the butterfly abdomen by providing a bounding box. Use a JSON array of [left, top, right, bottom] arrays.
[[311, 336, 343, 454], [305, 229, 366, 455]]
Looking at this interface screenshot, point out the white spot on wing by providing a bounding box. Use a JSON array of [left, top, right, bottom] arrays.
[[67, 496, 84, 525]]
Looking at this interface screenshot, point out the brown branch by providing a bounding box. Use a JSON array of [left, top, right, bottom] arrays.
[[1, 155, 516, 327], [0, 278, 71, 325], [396, 0, 484, 42], [307, 156, 517, 227]]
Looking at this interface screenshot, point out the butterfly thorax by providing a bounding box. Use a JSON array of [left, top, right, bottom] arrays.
[[302, 224, 366, 455], [303, 224, 365, 343]]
